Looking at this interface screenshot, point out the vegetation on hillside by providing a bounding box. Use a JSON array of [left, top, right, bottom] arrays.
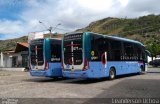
[[0, 33, 62, 52], [0, 36, 28, 51], [77, 14, 160, 57]]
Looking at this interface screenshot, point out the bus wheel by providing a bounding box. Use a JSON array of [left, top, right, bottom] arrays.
[[51, 77, 59, 80], [139, 66, 145, 74], [109, 68, 116, 80]]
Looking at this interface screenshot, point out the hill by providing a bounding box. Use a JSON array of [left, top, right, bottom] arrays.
[[0, 34, 62, 52], [77, 14, 160, 45], [0, 36, 28, 51]]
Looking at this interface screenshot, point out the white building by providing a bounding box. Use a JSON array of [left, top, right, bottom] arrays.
[[0, 42, 28, 71]]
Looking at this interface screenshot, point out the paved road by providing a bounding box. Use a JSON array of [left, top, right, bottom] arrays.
[[0, 68, 160, 104]]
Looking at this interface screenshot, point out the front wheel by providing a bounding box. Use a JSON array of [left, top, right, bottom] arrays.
[[109, 68, 116, 80], [139, 65, 145, 74]]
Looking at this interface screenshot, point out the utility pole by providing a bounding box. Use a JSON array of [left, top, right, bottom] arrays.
[[48, 26, 53, 38], [39, 21, 61, 38]]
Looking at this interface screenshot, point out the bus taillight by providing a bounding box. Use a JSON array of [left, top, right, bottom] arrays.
[[45, 60, 49, 70], [83, 58, 89, 71]]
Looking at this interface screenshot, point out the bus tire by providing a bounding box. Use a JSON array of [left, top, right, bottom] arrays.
[[139, 65, 145, 74], [109, 68, 116, 80], [51, 77, 59, 80]]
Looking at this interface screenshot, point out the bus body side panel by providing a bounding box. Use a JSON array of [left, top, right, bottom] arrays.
[[63, 61, 142, 78], [30, 63, 62, 77], [88, 62, 106, 78], [107, 61, 141, 75], [30, 69, 52, 77], [49, 63, 62, 77], [63, 62, 107, 78]]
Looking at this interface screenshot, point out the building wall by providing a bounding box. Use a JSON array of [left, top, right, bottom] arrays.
[[0, 51, 28, 68], [0, 52, 4, 67], [4, 55, 12, 67]]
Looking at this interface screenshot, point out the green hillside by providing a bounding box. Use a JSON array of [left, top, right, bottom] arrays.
[[0, 34, 62, 52], [77, 14, 160, 45], [0, 36, 28, 51]]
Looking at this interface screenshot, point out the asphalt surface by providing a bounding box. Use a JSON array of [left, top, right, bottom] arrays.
[[0, 68, 160, 104]]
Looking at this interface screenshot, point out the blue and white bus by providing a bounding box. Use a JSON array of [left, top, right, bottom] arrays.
[[62, 32, 150, 79], [29, 38, 62, 78]]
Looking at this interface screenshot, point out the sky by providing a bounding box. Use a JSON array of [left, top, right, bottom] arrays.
[[0, 0, 160, 40]]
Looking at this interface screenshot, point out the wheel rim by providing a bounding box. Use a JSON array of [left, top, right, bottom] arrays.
[[110, 70, 115, 79]]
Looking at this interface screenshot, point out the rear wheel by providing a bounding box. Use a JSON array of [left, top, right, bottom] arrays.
[[109, 68, 116, 80]]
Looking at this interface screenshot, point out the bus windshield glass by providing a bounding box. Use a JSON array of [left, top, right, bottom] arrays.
[[63, 33, 83, 65]]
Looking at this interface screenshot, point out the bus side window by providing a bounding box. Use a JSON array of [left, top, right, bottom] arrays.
[[124, 42, 134, 61], [133, 44, 139, 60], [110, 40, 122, 61], [97, 38, 105, 54], [137, 46, 143, 61], [104, 38, 111, 60], [90, 34, 102, 61]]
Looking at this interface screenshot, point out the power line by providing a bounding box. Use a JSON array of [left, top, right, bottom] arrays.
[[39, 21, 48, 30], [55, 27, 72, 32]]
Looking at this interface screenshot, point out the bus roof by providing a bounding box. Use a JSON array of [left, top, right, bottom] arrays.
[[85, 32, 144, 46], [105, 35, 143, 46], [65, 32, 144, 46], [46, 38, 61, 40], [65, 32, 82, 36]]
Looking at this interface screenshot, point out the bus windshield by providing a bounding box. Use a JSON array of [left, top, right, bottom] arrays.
[[30, 39, 44, 66], [63, 33, 83, 65]]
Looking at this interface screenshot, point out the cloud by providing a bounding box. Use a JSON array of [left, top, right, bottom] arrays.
[[0, 0, 160, 39], [117, 0, 160, 18], [17, 0, 130, 31], [127, 0, 160, 13], [0, 19, 25, 39]]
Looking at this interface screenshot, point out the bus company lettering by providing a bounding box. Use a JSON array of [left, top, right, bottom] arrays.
[[51, 58, 60, 61], [91, 56, 98, 60], [91, 50, 98, 60]]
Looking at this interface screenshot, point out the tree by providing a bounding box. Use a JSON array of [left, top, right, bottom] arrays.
[[146, 43, 160, 60]]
